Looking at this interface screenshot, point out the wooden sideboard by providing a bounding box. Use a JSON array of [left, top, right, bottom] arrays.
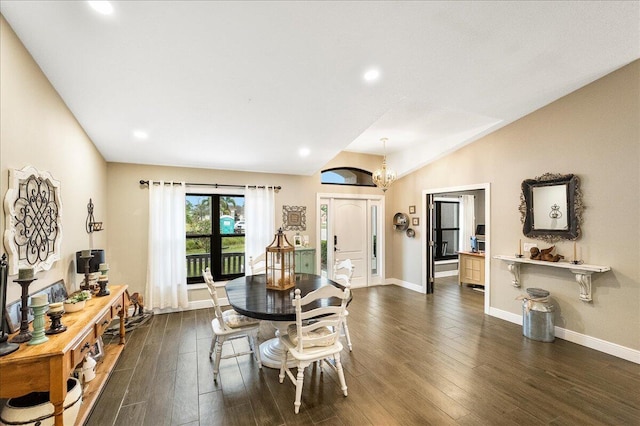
[[0, 285, 128, 426], [458, 252, 485, 286]]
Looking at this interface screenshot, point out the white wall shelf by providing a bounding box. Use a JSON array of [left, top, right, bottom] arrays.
[[493, 255, 611, 302]]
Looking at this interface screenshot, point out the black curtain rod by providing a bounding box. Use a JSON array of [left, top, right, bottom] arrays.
[[139, 180, 281, 192]]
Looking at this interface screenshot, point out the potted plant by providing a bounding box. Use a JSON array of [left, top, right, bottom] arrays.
[[63, 291, 89, 313]]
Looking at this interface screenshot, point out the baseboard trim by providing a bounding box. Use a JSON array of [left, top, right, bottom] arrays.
[[489, 308, 640, 364], [388, 278, 425, 294], [150, 297, 228, 315], [434, 270, 458, 278]]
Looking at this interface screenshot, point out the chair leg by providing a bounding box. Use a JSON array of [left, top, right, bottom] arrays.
[[294, 364, 305, 414], [213, 338, 223, 382], [250, 333, 262, 369], [209, 335, 217, 359], [279, 350, 287, 383], [343, 318, 353, 351], [335, 353, 348, 397]]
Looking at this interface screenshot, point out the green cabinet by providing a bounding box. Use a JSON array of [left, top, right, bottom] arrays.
[[295, 248, 316, 274]]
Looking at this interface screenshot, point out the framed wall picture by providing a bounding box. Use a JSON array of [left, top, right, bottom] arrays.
[[409, 205, 416, 214], [282, 205, 306, 231], [293, 235, 302, 247], [412, 217, 419, 226], [90, 336, 105, 362], [4, 280, 68, 334]]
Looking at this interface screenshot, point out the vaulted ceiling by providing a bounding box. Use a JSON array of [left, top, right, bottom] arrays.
[[1, 1, 638, 176]]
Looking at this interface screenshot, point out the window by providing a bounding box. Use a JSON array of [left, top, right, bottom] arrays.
[[321, 167, 376, 187], [435, 200, 459, 261], [186, 194, 245, 283]]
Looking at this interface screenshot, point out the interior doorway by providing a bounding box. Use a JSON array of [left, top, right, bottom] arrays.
[[317, 193, 384, 288], [422, 184, 491, 314]]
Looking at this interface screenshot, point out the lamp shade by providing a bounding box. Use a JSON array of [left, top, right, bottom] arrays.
[[75, 250, 105, 274]]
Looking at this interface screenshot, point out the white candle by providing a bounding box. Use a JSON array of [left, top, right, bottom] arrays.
[[18, 267, 34, 280], [518, 239, 522, 256], [49, 302, 64, 313], [573, 242, 577, 262], [81, 250, 92, 257], [31, 294, 48, 306], [99, 263, 109, 271]]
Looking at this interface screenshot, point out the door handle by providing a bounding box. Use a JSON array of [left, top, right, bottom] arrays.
[[334, 235, 339, 251]]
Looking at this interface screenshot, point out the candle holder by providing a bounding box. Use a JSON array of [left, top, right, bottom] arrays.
[[10, 277, 38, 344], [46, 310, 67, 334], [80, 254, 93, 291], [28, 301, 49, 346], [570, 260, 584, 265], [97, 264, 110, 296], [97, 279, 110, 297], [515, 254, 524, 258], [0, 254, 20, 356]]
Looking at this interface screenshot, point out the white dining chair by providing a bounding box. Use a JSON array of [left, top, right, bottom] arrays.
[[248, 253, 266, 275], [278, 285, 350, 414], [205, 278, 262, 382], [332, 258, 354, 351]]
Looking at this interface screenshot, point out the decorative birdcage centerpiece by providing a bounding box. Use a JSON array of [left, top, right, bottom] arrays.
[[265, 228, 296, 291]]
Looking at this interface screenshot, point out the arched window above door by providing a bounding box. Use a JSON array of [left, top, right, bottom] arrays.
[[321, 167, 376, 187]]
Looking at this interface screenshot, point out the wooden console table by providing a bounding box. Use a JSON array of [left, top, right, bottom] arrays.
[[0, 285, 128, 426]]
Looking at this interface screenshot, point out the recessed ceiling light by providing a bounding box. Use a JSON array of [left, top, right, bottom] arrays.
[[133, 130, 148, 140], [299, 148, 310, 157], [363, 68, 380, 82], [88, 1, 114, 15]]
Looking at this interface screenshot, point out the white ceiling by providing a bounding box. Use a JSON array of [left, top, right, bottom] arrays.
[[1, 1, 638, 177]]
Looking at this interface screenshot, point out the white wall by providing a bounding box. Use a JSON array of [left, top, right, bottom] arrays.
[[1, 16, 108, 302]]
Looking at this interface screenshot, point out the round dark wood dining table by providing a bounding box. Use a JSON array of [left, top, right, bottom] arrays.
[[225, 273, 348, 368]]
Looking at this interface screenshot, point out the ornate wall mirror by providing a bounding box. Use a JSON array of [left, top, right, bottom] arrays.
[[519, 173, 582, 243]]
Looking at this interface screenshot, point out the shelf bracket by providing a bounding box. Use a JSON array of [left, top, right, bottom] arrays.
[[507, 262, 521, 287], [571, 270, 593, 302]]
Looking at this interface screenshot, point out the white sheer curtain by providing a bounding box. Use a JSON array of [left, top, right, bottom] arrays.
[[244, 186, 275, 273], [459, 195, 476, 252], [146, 181, 189, 311]]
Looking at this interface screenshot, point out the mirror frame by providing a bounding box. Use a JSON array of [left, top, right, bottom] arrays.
[[519, 172, 583, 243]]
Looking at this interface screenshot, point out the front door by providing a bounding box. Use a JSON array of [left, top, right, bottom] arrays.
[[333, 199, 367, 287], [319, 195, 383, 288]]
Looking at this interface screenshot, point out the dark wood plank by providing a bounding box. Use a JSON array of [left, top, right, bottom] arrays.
[[114, 402, 146, 426], [85, 368, 134, 426], [171, 351, 200, 424]]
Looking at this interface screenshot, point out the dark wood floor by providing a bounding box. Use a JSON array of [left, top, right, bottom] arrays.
[[87, 278, 640, 425]]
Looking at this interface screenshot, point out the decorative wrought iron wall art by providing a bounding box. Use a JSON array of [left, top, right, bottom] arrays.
[[3, 165, 63, 275], [282, 205, 306, 231], [86, 198, 103, 233]]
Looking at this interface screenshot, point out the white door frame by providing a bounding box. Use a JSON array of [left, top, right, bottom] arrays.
[[421, 183, 491, 314], [317, 192, 385, 287]]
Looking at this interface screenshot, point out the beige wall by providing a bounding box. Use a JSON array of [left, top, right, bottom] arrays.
[[106, 151, 383, 297], [386, 60, 640, 350], [1, 16, 108, 303]]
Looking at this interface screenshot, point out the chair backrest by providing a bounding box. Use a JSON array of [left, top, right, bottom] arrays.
[[202, 267, 214, 284], [205, 277, 229, 331], [292, 285, 350, 353], [333, 259, 354, 286], [249, 253, 266, 275]]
